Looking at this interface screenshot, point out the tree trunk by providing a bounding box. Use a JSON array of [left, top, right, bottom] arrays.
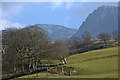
[[32, 59, 35, 69], [29, 58, 31, 72], [60, 59, 65, 64], [61, 67, 64, 75], [35, 60, 38, 70], [63, 57, 67, 64]]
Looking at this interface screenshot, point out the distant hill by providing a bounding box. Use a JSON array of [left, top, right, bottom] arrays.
[[35, 24, 78, 41], [73, 6, 118, 39], [1, 24, 77, 41]]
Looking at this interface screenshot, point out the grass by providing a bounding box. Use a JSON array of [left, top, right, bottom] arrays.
[[66, 47, 118, 75], [12, 47, 118, 79]]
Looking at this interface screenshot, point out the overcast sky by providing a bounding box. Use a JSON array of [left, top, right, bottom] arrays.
[[1, 2, 118, 30]]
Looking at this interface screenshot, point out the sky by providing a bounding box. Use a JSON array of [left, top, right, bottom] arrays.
[[1, 2, 118, 30]]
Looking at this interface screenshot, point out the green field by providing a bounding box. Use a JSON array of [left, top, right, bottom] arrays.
[[13, 47, 118, 79]]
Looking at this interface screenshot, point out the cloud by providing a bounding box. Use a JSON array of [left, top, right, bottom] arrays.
[[1, 3, 27, 30], [2, 0, 119, 2], [0, 19, 25, 30], [66, 2, 74, 10], [2, 2, 26, 19], [51, 2, 63, 10], [51, 2, 75, 10]]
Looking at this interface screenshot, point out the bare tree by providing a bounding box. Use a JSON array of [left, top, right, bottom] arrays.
[[112, 30, 118, 41], [97, 32, 111, 44], [47, 41, 68, 64], [2, 25, 49, 74], [82, 30, 91, 43]]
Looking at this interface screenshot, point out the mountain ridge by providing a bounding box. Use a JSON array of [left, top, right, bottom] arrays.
[[73, 6, 118, 39], [35, 24, 78, 41]]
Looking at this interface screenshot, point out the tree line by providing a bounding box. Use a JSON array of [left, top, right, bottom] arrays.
[[2, 25, 68, 75], [2, 25, 119, 79]]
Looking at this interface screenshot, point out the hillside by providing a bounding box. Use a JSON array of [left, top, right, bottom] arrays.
[[66, 47, 118, 77], [15, 47, 118, 79], [73, 6, 118, 38], [35, 24, 78, 41]]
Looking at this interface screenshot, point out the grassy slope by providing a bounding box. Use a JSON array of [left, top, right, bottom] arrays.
[[13, 47, 118, 79], [65, 47, 118, 78]]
